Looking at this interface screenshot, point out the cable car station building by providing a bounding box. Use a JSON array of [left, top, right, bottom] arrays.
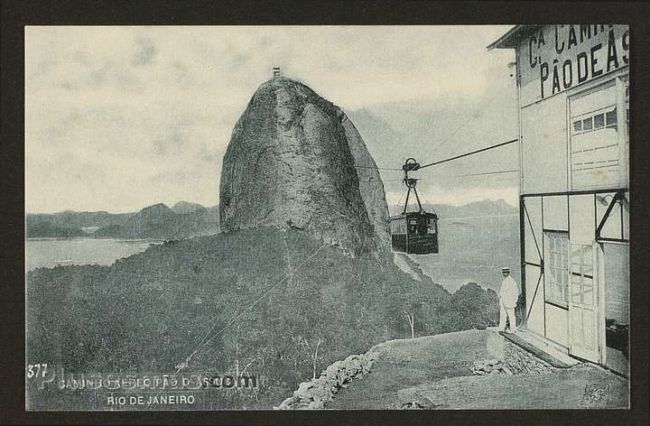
[[489, 25, 629, 375]]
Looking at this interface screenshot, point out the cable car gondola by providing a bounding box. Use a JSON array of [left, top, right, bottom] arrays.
[[389, 158, 439, 254]]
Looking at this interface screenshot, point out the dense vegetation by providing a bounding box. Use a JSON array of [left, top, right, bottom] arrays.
[[26, 228, 499, 409]]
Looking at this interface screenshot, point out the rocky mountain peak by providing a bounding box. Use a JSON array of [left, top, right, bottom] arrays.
[[172, 201, 206, 214], [219, 77, 390, 255], [133, 203, 174, 222]]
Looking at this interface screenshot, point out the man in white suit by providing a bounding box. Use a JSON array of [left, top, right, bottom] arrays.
[[498, 267, 519, 332]]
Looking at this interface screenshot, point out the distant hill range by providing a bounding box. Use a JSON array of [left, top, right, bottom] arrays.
[[389, 199, 517, 218], [26, 199, 515, 240], [26, 201, 219, 239]]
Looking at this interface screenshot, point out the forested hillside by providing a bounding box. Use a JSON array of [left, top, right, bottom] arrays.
[[26, 228, 498, 409]]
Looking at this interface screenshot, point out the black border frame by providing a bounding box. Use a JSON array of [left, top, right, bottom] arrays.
[[2, 1, 649, 425]]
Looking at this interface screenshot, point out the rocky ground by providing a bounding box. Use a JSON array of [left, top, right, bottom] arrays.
[[470, 339, 556, 376], [275, 353, 377, 410]]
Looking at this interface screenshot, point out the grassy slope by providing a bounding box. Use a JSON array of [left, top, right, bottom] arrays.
[[326, 330, 496, 409]]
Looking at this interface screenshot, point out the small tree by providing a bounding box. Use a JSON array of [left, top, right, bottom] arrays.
[[404, 311, 415, 339], [311, 338, 323, 379], [400, 279, 427, 339], [293, 335, 326, 381]]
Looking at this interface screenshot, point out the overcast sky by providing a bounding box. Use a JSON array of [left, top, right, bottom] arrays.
[[25, 25, 516, 213]]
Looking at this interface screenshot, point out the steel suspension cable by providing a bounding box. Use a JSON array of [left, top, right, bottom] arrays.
[[418, 138, 518, 170], [175, 244, 325, 373]]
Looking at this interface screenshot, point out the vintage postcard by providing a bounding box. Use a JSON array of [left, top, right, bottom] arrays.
[[24, 25, 630, 411]]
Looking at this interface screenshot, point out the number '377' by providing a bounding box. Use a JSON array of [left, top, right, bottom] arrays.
[[26, 363, 48, 379]]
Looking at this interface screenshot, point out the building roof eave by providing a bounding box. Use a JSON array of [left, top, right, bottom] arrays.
[[487, 25, 541, 50]]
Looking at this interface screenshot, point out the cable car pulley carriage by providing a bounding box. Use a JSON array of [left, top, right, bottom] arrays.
[[385, 137, 520, 254], [389, 158, 439, 254]]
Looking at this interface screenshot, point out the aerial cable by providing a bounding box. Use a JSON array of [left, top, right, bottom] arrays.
[[353, 165, 402, 171], [294, 138, 519, 175], [335, 94, 516, 175], [352, 138, 519, 174], [457, 169, 519, 178], [418, 138, 518, 170], [431, 92, 507, 154], [427, 169, 520, 180], [393, 190, 406, 216], [386, 169, 518, 182], [175, 244, 325, 373]]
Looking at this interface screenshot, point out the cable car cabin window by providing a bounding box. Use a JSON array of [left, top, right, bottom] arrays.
[[408, 219, 418, 234], [428, 218, 437, 234], [417, 219, 428, 236]]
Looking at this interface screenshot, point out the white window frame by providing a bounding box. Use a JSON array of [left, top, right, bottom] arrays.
[[571, 106, 618, 136], [544, 231, 570, 307], [566, 71, 629, 191]]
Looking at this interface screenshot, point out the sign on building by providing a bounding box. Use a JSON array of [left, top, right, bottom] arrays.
[[519, 25, 629, 106]]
